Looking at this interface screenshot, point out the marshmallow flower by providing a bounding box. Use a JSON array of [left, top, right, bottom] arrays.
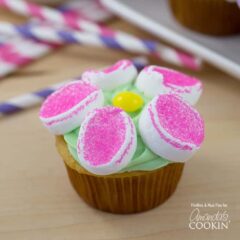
[[40, 60, 204, 175], [139, 94, 204, 162], [136, 66, 202, 105]]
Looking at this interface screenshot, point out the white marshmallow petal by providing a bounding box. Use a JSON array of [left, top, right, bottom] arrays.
[[82, 59, 138, 90], [135, 65, 203, 105], [39, 81, 104, 135], [139, 94, 204, 162], [77, 106, 137, 175]]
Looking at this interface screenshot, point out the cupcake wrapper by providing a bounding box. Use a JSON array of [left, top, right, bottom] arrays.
[[65, 162, 184, 214], [169, 0, 240, 36], [56, 136, 184, 214]]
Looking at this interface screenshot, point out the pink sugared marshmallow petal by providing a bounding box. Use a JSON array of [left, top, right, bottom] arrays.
[[136, 66, 202, 105], [77, 106, 137, 175], [139, 94, 204, 162], [82, 60, 137, 91], [39, 81, 104, 135]]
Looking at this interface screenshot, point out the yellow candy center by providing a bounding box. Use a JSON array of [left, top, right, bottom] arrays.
[[112, 91, 144, 112]]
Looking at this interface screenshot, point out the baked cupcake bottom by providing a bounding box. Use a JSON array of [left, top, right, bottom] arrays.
[[169, 0, 240, 36], [56, 136, 184, 214]]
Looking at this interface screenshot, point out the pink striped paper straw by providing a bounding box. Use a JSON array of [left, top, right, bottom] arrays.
[[0, 21, 201, 68], [0, 0, 201, 70], [0, 37, 52, 78]]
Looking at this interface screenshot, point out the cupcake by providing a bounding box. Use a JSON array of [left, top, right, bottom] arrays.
[[169, 0, 240, 36], [39, 60, 205, 214]]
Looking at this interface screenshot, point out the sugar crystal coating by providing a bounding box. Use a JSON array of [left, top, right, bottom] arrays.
[[82, 107, 126, 166], [40, 82, 97, 118], [152, 67, 200, 87], [103, 59, 132, 73], [156, 95, 204, 146]]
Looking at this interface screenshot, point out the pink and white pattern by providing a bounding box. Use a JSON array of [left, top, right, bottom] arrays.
[[82, 60, 137, 90], [136, 66, 202, 105], [77, 106, 137, 175], [0, 37, 51, 78], [139, 94, 204, 162], [39, 81, 104, 135]]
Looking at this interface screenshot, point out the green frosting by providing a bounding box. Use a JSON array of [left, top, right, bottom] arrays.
[[63, 83, 171, 172]]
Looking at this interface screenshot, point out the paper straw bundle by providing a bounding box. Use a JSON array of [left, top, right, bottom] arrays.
[[0, 57, 148, 116], [0, 21, 200, 69], [0, 0, 110, 78], [0, 0, 201, 70]]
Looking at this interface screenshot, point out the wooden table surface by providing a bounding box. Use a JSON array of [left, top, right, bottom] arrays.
[[0, 10, 240, 240]]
